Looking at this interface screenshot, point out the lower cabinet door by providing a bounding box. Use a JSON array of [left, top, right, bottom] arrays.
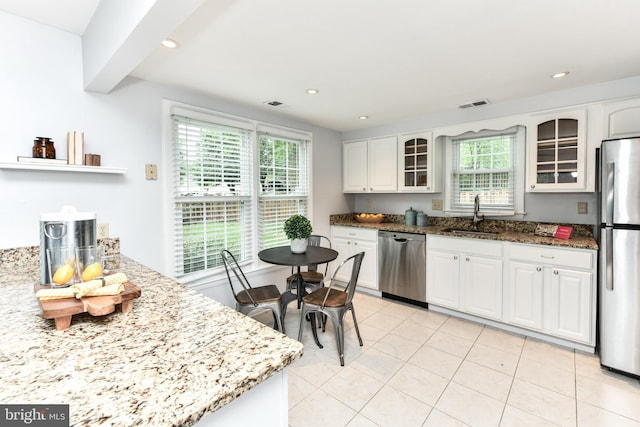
[[329, 235, 378, 290], [507, 261, 544, 330], [427, 250, 460, 309], [331, 236, 351, 283], [353, 240, 378, 290], [462, 255, 503, 320], [546, 267, 593, 343]]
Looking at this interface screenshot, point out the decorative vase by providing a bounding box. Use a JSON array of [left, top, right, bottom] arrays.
[[290, 238, 308, 254]]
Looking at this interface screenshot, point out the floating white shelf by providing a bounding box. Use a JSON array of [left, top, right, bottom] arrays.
[[0, 162, 127, 174]]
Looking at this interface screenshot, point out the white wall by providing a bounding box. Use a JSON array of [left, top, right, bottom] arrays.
[[0, 12, 347, 281]]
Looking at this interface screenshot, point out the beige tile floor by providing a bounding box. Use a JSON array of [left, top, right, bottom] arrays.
[[253, 291, 640, 427]]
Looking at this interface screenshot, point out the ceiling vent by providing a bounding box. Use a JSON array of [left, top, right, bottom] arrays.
[[458, 99, 490, 109]]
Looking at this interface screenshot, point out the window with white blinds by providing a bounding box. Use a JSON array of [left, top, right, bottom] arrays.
[[170, 113, 253, 277], [258, 133, 309, 249], [448, 126, 524, 215]]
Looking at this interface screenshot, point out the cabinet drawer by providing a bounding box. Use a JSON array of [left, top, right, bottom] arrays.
[[509, 244, 593, 269], [428, 235, 502, 257], [331, 226, 378, 242]]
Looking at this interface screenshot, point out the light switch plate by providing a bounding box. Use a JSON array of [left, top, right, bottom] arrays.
[[145, 164, 158, 180], [577, 201, 588, 214], [97, 223, 109, 238], [432, 199, 443, 211]]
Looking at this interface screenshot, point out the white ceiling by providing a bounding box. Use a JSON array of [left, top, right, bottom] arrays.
[[3, 0, 640, 132]]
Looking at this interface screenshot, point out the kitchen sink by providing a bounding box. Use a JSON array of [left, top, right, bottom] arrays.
[[442, 228, 499, 237]]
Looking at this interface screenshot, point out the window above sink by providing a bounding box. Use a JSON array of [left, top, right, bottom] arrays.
[[442, 126, 526, 218]]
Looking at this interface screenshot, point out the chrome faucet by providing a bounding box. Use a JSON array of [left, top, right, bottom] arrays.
[[472, 194, 484, 230]]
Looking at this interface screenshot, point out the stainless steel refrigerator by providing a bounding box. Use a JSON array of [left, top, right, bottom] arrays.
[[599, 137, 640, 377]]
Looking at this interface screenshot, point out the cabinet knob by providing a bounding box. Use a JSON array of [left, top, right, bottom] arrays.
[[354, 242, 358, 246], [362, 188, 366, 191], [369, 188, 373, 191], [465, 257, 470, 261], [453, 255, 458, 260], [530, 184, 535, 189], [536, 267, 542, 272], [553, 270, 559, 275]]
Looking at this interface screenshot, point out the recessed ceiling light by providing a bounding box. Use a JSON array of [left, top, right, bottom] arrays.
[[551, 71, 569, 79], [162, 38, 178, 49], [306, 88, 319, 95], [359, 116, 369, 120]]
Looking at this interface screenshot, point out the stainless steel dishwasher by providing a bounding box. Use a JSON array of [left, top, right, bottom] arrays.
[[378, 230, 427, 306]]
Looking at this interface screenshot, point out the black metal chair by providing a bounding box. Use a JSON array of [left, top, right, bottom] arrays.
[[221, 249, 285, 333], [284, 235, 332, 309], [298, 251, 365, 365]]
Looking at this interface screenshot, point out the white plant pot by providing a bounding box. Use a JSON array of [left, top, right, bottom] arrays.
[[290, 238, 308, 254]]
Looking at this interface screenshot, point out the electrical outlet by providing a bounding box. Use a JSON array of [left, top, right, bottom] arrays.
[[145, 164, 158, 180], [97, 223, 109, 239], [577, 202, 588, 215], [432, 199, 443, 211]]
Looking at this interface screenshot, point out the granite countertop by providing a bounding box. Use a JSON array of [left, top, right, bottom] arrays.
[[0, 247, 303, 427], [330, 214, 598, 250]]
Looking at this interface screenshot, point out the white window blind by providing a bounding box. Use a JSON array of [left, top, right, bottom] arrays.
[[171, 114, 253, 277], [258, 133, 309, 249], [450, 128, 518, 212]]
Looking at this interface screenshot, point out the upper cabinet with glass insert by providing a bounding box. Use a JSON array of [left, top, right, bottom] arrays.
[[526, 109, 587, 192], [398, 131, 441, 192]]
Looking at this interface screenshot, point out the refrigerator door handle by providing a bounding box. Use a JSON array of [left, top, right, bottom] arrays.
[[605, 162, 615, 226], [606, 228, 614, 291]]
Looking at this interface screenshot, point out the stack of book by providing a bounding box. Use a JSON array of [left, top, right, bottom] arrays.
[[17, 156, 67, 165]]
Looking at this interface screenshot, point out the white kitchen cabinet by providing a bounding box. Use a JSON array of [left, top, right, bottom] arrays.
[[342, 136, 397, 193], [526, 108, 587, 192], [426, 249, 460, 309], [397, 131, 441, 193], [547, 267, 592, 343], [330, 226, 378, 290], [427, 236, 503, 321], [602, 97, 640, 139], [507, 243, 596, 345], [342, 140, 368, 192], [462, 255, 503, 321], [507, 261, 544, 330]]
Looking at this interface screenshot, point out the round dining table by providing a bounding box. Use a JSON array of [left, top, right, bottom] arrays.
[[258, 245, 339, 308]]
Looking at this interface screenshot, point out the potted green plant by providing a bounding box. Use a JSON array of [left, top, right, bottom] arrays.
[[283, 214, 312, 253]]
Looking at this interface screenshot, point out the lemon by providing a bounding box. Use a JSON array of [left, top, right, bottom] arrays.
[[53, 264, 75, 285], [81, 262, 104, 282]]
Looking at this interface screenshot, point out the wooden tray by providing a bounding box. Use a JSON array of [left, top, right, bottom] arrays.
[[34, 282, 141, 330]]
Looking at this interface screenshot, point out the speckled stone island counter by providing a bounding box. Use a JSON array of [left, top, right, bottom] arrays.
[[330, 213, 598, 250], [0, 242, 303, 427]]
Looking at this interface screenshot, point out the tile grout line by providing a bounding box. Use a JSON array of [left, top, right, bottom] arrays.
[[338, 297, 449, 426], [497, 333, 527, 426]]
